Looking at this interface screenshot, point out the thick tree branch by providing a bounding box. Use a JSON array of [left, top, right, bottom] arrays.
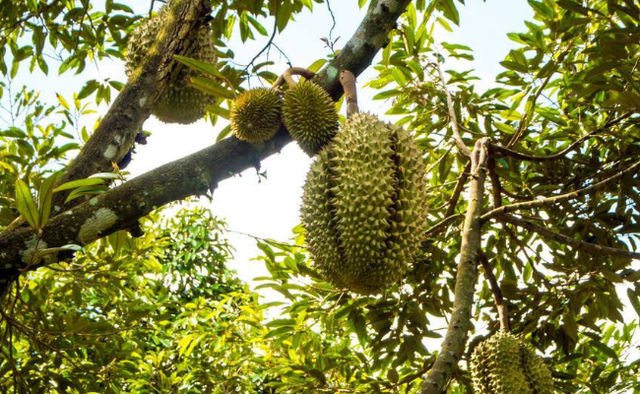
[[0, 0, 412, 291], [419, 138, 489, 394], [481, 159, 640, 222], [496, 214, 640, 260], [52, 0, 211, 210]]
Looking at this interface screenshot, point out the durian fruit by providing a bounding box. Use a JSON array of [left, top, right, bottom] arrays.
[[301, 113, 428, 294], [231, 88, 282, 142], [282, 80, 339, 155], [125, 6, 217, 124], [520, 340, 555, 393], [470, 331, 554, 394]]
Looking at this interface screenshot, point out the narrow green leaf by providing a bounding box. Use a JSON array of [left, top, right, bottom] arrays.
[[53, 178, 105, 193], [15, 179, 40, 229], [187, 77, 236, 100], [38, 172, 62, 228]]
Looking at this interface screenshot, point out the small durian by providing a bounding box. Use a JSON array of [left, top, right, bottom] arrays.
[[282, 80, 339, 155], [231, 88, 282, 142], [301, 113, 428, 294], [125, 6, 217, 124], [470, 331, 554, 394]]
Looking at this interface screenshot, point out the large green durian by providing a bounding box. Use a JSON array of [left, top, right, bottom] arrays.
[[301, 113, 428, 294], [282, 80, 339, 155], [231, 88, 282, 142], [470, 331, 554, 394], [125, 6, 217, 124]]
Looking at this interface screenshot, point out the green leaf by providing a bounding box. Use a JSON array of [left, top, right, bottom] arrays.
[[627, 288, 640, 319], [438, 0, 460, 25], [216, 125, 232, 142], [264, 325, 294, 339], [53, 178, 105, 193], [187, 77, 236, 100], [37, 172, 61, 228], [173, 55, 224, 79], [307, 58, 327, 74], [77, 80, 99, 99], [56, 93, 70, 110], [15, 179, 40, 229]]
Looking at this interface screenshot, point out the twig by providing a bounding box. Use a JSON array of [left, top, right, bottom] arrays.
[[243, 4, 279, 73], [445, 162, 471, 216], [481, 159, 640, 222], [424, 214, 464, 239], [478, 251, 509, 332], [496, 214, 640, 260], [271, 42, 292, 67], [339, 70, 358, 116], [435, 57, 471, 157], [326, 0, 337, 52]]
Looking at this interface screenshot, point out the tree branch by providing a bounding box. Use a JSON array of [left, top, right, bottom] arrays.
[[495, 214, 640, 260], [478, 251, 509, 332], [445, 162, 471, 216], [481, 159, 640, 222], [491, 112, 633, 162], [419, 138, 489, 394], [435, 57, 471, 157], [424, 214, 464, 239], [0, 0, 412, 292], [53, 0, 212, 210]]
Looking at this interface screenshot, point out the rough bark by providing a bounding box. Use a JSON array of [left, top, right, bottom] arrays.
[[419, 138, 489, 394], [0, 0, 412, 291]]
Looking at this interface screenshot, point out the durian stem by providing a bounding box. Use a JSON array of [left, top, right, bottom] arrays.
[[419, 138, 490, 394], [479, 251, 510, 332], [339, 70, 359, 117], [274, 67, 316, 88]]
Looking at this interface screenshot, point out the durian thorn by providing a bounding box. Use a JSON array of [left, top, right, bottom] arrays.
[[273, 67, 316, 88], [339, 69, 359, 117]]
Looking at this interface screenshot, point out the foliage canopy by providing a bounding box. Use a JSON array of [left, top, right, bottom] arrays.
[[0, 0, 639, 393]]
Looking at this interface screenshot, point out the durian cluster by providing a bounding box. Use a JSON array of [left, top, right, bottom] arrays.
[[301, 113, 428, 294], [125, 5, 217, 124], [470, 331, 555, 394], [230, 80, 338, 153]]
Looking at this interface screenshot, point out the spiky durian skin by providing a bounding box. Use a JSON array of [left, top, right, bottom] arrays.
[[230, 88, 282, 142], [470, 332, 555, 394], [282, 80, 339, 155], [125, 7, 217, 124], [520, 341, 555, 394], [301, 113, 428, 294]]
